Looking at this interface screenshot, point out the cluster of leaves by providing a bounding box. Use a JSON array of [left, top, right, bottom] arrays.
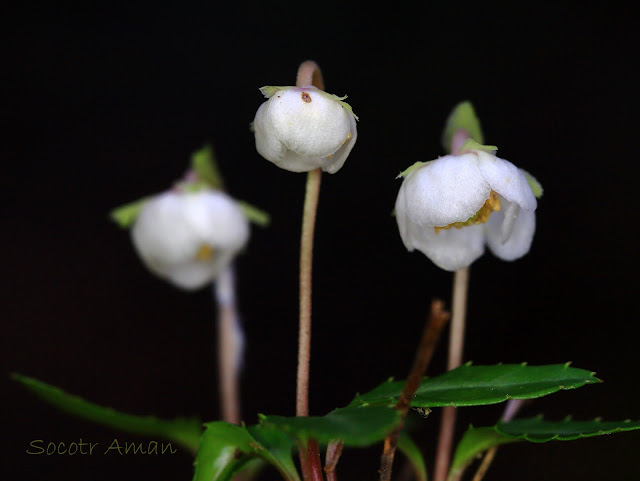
[[13, 362, 640, 480]]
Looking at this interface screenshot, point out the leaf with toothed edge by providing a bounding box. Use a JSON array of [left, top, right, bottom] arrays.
[[350, 363, 601, 408], [398, 432, 428, 481], [449, 417, 640, 479], [259, 406, 401, 447], [192, 422, 300, 481], [496, 416, 640, 442], [12, 373, 202, 455]]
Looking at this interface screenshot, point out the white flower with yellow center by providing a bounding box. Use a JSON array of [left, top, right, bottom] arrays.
[[395, 148, 541, 271], [253, 86, 358, 173], [131, 190, 249, 290]]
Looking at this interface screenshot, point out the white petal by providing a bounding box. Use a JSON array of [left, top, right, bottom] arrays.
[[403, 154, 491, 227], [267, 87, 351, 158], [268, 149, 327, 173], [485, 197, 536, 261], [253, 101, 286, 162], [323, 113, 358, 174], [475, 150, 537, 211], [131, 191, 249, 290], [408, 222, 486, 271]]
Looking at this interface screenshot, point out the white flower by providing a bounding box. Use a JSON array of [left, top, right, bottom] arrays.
[[131, 190, 249, 290], [253, 86, 357, 173], [395, 149, 538, 271]]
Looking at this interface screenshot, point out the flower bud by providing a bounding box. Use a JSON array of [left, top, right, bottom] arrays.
[[131, 190, 249, 290], [253, 86, 357, 173]]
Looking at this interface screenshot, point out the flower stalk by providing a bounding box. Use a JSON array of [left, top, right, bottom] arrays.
[[214, 265, 244, 425], [296, 60, 325, 481]]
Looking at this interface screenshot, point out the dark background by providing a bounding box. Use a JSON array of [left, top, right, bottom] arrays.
[[3, 3, 638, 480]]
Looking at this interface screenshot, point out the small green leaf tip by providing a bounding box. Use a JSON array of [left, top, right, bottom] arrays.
[[110, 197, 148, 229], [191, 144, 224, 190], [522, 169, 543, 198], [442, 101, 485, 153], [237, 200, 271, 227], [459, 138, 498, 154], [259, 86, 293, 98], [397, 160, 431, 179]]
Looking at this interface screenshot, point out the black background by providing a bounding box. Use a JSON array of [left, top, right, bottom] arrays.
[[3, 2, 639, 480]]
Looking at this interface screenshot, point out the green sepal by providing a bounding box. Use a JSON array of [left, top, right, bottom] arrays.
[[12, 373, 201, 455], [397, 160, 429, 179], [398, 432, 428, 481], [237, 200, 271, 227], [259, 406, 401, 447], [110, 196, 149, 229], [259, 86, 293, 98], [350, 363, 601, 408], [442, 101, 485, 153], [258, 86, 359, 120], [522, 169, 544, 198], [320, 91, 359, 121], [192, 422, 300, 481], [496, 416, 640, 442], [191, 144, 224, 190], [459, 138, 498, 154]]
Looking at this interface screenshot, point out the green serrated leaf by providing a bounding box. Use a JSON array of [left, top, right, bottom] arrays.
[[260, 406, 401, 447], [522, 169, 543, 198], [442, 101, 485, 153], [496, 417, 640, 442], [110, 197, 149, 228], [449, 426, 521, 478], [191, 144, 224, 190], [351, 364, 601, 408], [398, 432, 428, 481], [236, 200, 271, 227], [12, 373, 201, 455], [193, 422, 300, 481]]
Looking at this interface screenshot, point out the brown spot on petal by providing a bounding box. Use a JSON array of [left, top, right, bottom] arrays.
[[301, 91, 312, 103]]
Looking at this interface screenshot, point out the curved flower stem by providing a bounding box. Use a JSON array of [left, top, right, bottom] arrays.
[[296, 60, 325, 89], [433, 266, 470, 481], [214, 265, 244, 425], [295, 60, 325, 481]]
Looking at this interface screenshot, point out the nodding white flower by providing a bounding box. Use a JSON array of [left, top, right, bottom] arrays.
[[131, 190, 249, 290], [253, 86, 358, 173], [395, 149, 539, 271]]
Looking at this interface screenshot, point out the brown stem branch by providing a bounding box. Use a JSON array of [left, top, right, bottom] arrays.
[[324, 440, 344, 481], [379, 299, 451, 481]]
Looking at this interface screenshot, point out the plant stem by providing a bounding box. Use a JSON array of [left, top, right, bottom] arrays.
[[324, 440, 344, 481], [469, 399, 525, 481], [295, 60, 325, 481], [296, 167, 322, 417], [214, 265, 244, 425], [433, 266, 470, 481], [379, 299, 450, 481]]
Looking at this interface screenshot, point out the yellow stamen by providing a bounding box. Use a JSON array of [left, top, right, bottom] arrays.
[[195, 244, 215, 261], [434, 191, 501, 234]]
